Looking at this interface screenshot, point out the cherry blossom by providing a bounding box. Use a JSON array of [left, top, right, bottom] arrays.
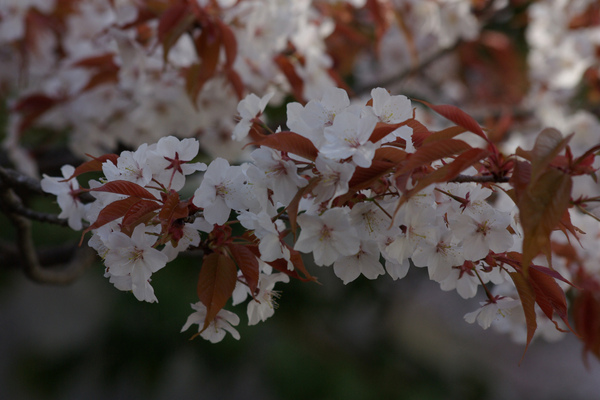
[[40, 165, 87, 231], [181, 302, 241, 343], [104, 224, 168, 303], [295, 207, 360, 266]]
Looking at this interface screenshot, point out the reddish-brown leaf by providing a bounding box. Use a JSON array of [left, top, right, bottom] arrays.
[[158, 190, 187, 236], [89, 180, 158, 200], [121, 199, 162, 234], [517, 168, 572, 275], [286, 176, 320, 237], [573, 290, 600, 362], [509, 271, 537, 362], [528, 267, 575, 334], [396, 138, 472, 176], [197, 252, 238, 332], [274, 54, 304, 102], [12, 94, 60, 133], [405, 119, 431, 148], [423, 125, 467, 144], [65, 153, 119, 180], [369, 121, 410, 143], [517, 128, 573, 185], [266, 246, 318, 283], [215, 18, 237, 70], [250, 131, 318, 161], [158, 1, 195, 63], [415, 100, 488, 142], [83, 196, 142, 234], [373, 146, 407, 164], [228, 244, 259, 296], [348, 160, 395, 191]]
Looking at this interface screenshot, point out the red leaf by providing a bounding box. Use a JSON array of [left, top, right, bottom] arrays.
[[121, 199, 162, 234], [266, 246, 318, 283], [65, 153, 119, 180], [158, 190, 187, 237], [509, 271, 537, 363], [405, 119, 431, 148], [83, 196, 142, 234], [397, 138, 472, 176], [347, 160, 395, 191], [517, 128, 573, 185], [373, 147, 407, 163], [12, 94, 61, 134], [197, 252, 237, 332], [285, 177, 320, 237], [228, 244, 259, 296], [528, 267, 575, 334], [250, 131, 319, 161], [516, 168, 572, 275], [369, 121, 410, 144], [89, 180, 158, 201], [415, 100, 488, 142], [423, 125, 467, 144], [274, 54, 304, 102], [573, 290, 600, 362], [215, 18, 237, 70], [158, 1, 195, 63]]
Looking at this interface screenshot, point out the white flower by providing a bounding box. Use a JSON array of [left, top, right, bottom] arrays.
[[251, 147, 307, 206], [370, 87, 412, 124], [181, 302, 240, 343], [286, 87, 352, 148], [451, 206, 514, 261], [247, 272, 290, 325], [464, 296, 521, 329], [312, 155, 355, 203], [192, 158, 247, 225], [411, 226, 465, 282], [102, 144, 153, 186], [148, 136, 207, 191], [104, 224, 168, 303], [333, 240, 385, 284], [232, 92, 274, 141], [321, 110, 378, 168], [295, 208, 360, 266], [40, 165, 87, 230]]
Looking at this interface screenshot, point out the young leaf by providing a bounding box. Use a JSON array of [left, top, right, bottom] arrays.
[[274, 54, 304, 102], [89, 180, 158, 200], [250, 131, 319, 161], [64, 153, 119, 180], [415, 100, 488, 142], [396, 138, 472, 176], [423, 125, 467, 144], [517, 168, 572, 275], [228, 244, 259, 296], [528, 267, 576, 334], [83, 196, 142, 234], [197, 252, 238, 332], [573, 290, 600, 362], [158, 1, 195, 63], [369, 121, 410, 143], [121, 199, 162, 235], [509, 271, 537, 362]]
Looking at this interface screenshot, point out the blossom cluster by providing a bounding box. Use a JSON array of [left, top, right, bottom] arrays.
[[40, 86, 595, 348]]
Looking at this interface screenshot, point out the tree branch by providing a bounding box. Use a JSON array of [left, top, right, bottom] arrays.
[[0, 183, 95, 284], [449, 174, 510, 183]]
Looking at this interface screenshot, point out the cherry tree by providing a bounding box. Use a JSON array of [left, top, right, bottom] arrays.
[[1, 0, 600, 366]]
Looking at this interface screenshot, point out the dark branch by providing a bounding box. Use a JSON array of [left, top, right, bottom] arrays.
[[450, 174, 510, 183], [0, 183, 95, 284]]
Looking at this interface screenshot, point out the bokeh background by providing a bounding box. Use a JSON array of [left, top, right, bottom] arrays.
[[1, 250, 599, 400]]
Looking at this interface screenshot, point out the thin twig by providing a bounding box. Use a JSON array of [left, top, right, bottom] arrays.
[[450, 174, 510, 183], [0, 184, 95, 284]]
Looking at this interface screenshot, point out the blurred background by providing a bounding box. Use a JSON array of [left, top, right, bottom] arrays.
[[1, 254, 599, 400]]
